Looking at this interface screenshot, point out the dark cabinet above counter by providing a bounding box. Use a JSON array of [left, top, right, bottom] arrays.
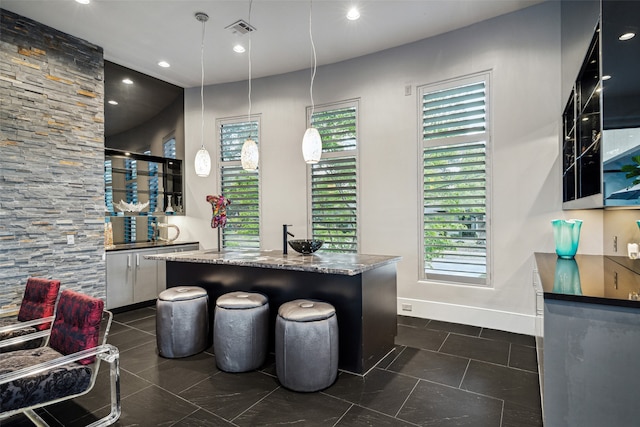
[[105, 148, 183, 216], [562, 0, 640, 209]]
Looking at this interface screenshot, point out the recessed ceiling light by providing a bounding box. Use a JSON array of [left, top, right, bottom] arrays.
[[75, 0, 90, 4], [108, 100, 118, 105], [122, 78, 133, 85], [346, 7, 360, 21], [602, 75, 611, 80], [582, 117, 589, 121], [233, 44, 246, 53], [158, 61, 170, 68], [619, 32, 635, 41]]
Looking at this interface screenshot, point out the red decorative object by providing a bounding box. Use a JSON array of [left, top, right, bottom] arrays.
[[206, 195, 231, 229]]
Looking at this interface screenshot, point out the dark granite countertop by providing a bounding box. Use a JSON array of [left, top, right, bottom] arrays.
[[146, 249, 401, 276], [106, 241, 199, 252], [535, 252, 640, 308]]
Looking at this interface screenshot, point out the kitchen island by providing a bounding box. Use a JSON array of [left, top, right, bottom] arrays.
[[147, 249, 401, 374], [534, 253, 640, 427]]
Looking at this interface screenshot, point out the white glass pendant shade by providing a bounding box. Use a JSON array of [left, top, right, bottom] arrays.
[[194, 147, 211, 177], [302, 127, 322, 164], [241, 139, 259, 171]]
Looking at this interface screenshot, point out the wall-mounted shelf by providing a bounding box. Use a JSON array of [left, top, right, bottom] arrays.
[[105, 148, 183, 216]]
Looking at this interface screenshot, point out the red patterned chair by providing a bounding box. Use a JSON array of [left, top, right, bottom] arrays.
[[0, 289, 120, 427], [0, 277, 61, 352]]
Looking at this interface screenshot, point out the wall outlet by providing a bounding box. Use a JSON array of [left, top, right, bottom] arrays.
[[401, 303, 412, 312], [66, 234, 75, 245]]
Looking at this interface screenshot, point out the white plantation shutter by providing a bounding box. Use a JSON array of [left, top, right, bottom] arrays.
[[420, 74, 490, 285], [309, 102, 358, 253], [219, 119, 260, 248]]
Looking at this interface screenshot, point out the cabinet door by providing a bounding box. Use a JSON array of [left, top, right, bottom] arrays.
[[133, 250, 159, 303], [106, 252, 134, 309], [155, 244, 199, 294]]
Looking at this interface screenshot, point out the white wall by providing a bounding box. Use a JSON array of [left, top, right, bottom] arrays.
[[178, 2, 607, 335]]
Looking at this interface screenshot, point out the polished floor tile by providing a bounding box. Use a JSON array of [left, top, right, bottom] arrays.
[[426, 319, 482, 337], [501, 401, 544, 427], [387, 347, 469, 388], [397, 315, 429, 328], [179, 370, 279, 421], [336, 405, 418, 426], [233, 387, 351, 426], [395, 324, 448, 351], [137, 351, 220, 394], [480, 328, 536, 347], [397, 380, 503, 426], [461, 360, 542, 411], [106, 327, 155, 352], [439, 333, 510, 365], [118, 339, 169, 374], [126, 315, 157, 334], [2, 308, 542, 427], [508, 343, 538, 372], [324, 368, 419, 416]]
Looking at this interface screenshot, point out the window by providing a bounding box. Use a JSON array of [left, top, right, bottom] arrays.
[[420, 73, 490, 286], [308, 101, 358, 253], [218, 117, 260, 249], [163, 137, 176, 159]]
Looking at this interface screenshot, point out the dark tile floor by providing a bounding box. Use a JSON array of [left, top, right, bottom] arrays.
[[4, 308, 543, 427]]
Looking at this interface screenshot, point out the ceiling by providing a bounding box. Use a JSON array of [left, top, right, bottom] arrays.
[[2, 0, 545, 88], [3, 0, 545, 137]]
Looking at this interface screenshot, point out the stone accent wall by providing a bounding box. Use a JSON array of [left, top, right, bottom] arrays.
[[0, 9, 105, 307]]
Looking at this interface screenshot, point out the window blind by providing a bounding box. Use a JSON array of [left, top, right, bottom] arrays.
[[311, 156, 357, 253], [219, 120, 260, 248], [421, 77, 488, 285], [309, 103, 358, 253]]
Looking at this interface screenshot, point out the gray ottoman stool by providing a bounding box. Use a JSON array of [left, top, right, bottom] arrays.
[[214, 291, 269, 372], [276, 299, 338, 392], [156, 286, 209, 358]]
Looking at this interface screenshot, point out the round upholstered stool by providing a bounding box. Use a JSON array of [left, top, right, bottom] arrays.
[[214, 291, 269, 372], [275, 299, 338, 392], [156, 286, 209, 358]]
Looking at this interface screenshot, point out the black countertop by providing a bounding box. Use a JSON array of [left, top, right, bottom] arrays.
[[535, 252, 640, 308], [106, 241, 199, 252]]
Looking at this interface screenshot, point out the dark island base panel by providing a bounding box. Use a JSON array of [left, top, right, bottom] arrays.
[[166, 261, 398, 374]]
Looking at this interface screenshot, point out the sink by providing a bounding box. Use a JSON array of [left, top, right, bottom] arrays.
[[287, 239, 323, 255]]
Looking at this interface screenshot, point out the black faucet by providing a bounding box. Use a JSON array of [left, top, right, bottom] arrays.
[[283, 224, 294, 255]]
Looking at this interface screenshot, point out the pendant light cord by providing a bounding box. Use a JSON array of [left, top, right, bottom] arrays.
[[247, 0, 253, 134], [309, 0, 317, 120], [200, 15, 206, 149]]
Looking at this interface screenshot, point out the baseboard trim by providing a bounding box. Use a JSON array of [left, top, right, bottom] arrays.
[[397, 298, 538, 336]]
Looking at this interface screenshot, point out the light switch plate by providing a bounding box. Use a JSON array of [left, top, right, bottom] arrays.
[[66, 234, 75, 245]]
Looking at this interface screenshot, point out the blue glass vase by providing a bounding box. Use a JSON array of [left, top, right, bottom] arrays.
[[553, 258, 582, 295], [551, 219, 582, 259]]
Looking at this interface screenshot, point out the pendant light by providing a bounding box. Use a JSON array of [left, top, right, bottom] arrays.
[[241, 0, 259, 171], [194, 12, 211, 178], [302, 0, 322, 164]]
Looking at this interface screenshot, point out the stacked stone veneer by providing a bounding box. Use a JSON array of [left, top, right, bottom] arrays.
[[0, 9, 105, 307]]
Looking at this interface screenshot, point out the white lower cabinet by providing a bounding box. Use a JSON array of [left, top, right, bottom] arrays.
[[106, 244, 199, 309]]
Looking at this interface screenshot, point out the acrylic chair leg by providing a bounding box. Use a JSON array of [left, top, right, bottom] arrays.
[[86, 346, 121, 427]]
